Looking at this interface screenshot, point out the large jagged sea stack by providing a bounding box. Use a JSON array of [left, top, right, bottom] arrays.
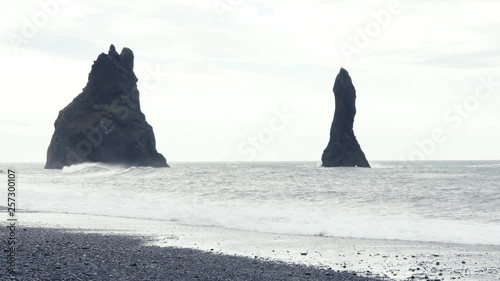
[[45, 45, 168, 169], [322, 68, 370, 168]]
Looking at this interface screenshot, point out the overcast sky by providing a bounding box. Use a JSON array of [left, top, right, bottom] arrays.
[[1, 0, 499, 162]]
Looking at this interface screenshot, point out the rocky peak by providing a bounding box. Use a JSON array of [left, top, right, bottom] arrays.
[[321, 68, 370, 168]]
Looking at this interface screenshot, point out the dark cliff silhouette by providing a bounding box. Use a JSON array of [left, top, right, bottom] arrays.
[[322, 68, 370, 168], [45, 45, 168, 169]]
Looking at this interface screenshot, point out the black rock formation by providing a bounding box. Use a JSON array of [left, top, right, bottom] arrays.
[[321, 68, 370, 168], [45, 45, 168, 169]]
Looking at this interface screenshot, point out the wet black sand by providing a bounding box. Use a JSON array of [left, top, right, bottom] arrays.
[[2, 227, 386, 281]]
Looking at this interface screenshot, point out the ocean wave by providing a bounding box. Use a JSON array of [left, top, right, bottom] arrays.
[[60, 162, 168, 180], [60, 163, 167, 177], [164, 206, 500, 246], [62, 162, 130, 174], [24, 207, 500, 246], [19, 185, 500, 246]]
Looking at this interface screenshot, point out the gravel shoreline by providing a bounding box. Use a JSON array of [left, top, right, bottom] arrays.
[[2, 227, 386, 281]]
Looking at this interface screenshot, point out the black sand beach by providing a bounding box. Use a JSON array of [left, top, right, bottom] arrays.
[[3, 227, 385, 281]]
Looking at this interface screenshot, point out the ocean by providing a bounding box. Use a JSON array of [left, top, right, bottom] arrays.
[[6, 161, 500, 246]]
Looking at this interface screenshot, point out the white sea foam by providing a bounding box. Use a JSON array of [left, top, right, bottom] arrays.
[[20, 184, 500, 245], [62, 162, 127, 174]]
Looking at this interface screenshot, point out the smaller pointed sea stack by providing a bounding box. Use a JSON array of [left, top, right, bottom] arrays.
[[321, 68, 370, 168], [45, 45, 168, 169]]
